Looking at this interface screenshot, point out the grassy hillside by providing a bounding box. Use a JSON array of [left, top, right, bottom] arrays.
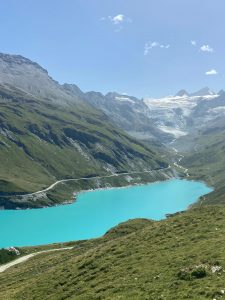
[[176, 119, 225, 205], [1, 206, 225, 299], [0, 84, 169, 208]]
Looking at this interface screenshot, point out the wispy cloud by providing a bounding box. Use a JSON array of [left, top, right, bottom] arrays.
[[200, 44, 214, 52], [144, 42, 170, 55], [100, 14, 132, 31], [109, 14, 125, 25], [205, 69, 218, 75], [191, 40, 196, 46]]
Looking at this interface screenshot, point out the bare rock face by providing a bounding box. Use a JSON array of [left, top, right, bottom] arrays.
[[190, 87, 215, 97], [175, 89, 189, 97], [83, 88, 223, 142], [0, 53, 81, 105]]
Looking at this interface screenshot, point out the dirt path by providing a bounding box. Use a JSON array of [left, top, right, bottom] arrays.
[[0, 247, 73, 273], [19, 169, 171, 198]]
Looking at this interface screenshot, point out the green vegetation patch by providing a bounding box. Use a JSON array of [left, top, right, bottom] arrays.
[[0, 85, 169, 208], [1, 206, 225, 299], [0, 248, 21, 265]]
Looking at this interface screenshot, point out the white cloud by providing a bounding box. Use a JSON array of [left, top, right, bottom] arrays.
[[109, 14, 124, 25], [191, 40, 196, 46], [160, 44, 170, 49], [200, 44, 214, 52], [144, 42, 170, 55], [101, 14, 132, 29], [205, 69, 218, 75]]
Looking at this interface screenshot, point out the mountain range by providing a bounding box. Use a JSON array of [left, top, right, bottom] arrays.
[[2, 52, 225, 299], [1, 52, 225, 209], [80, 86, 225, 142], [0, 53, 170, 209]]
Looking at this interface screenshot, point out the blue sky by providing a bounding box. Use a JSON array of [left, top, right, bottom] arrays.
[[0, 0, 224, 97]]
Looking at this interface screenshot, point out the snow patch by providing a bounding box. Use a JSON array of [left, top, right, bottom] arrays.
[[158, 126, 188, 138], [115, 96, 135, 104]]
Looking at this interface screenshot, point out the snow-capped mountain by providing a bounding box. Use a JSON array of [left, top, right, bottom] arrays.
[[143, 89, 218, 139], [65, 85, 225, 144], [82, 91, 169, 142]]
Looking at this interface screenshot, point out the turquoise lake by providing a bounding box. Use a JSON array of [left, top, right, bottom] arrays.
[[0, 179, 212, 248]]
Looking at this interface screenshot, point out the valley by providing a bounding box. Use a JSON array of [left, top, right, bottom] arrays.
[[1, 53, 225, 300], [1, 53, 222, 211], [0, 53, 170, 209], [0, 53, 223, 214], [1, 1, 225, 299]]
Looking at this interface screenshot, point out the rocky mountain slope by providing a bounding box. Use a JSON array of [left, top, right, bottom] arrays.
[[81, 86, 225, 205], [0, 53, 84, 105], [77, 84, 225, 204], [2, 52, 225, 210], [144, 88, 218, 139], [0, 53, 169, 209], [82, 90, 169, 142], [67, 85, 225, 143]]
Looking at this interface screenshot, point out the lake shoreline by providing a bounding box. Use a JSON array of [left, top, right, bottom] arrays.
[[0, 173, 214, 212], [0, 168, 175, 210], [0, 178, 212, 249]]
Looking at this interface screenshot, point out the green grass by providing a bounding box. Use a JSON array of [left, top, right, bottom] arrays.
[[0, 85, 168, 208], [177, 124, 225, 205], [1, 206, 225, 299], [0, 248, 22, 265]]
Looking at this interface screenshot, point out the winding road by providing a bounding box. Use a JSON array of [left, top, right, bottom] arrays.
[[21, 169, 171, 198], [0, 247, 73, 273]]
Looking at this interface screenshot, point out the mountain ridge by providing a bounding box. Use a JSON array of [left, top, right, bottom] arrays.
[[0, 53, 170, 209]]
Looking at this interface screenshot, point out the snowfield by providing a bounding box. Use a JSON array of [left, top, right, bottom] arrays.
[[143, 94, 218, 138]]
